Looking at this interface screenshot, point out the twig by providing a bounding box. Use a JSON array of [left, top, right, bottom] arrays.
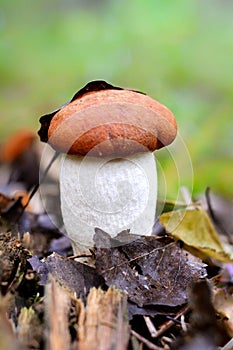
[[24, 151, 60, 210], [181, 314, 187, 332], [68, 254, 93, 260], [14, 151, 59, 222], [153, 304, 189, 338], [205, 187, 229, 237], [130, 330, 163, 350], [221, 337, 233, 350], [68, 248, 95, 260], [143, 316, 157, 338]]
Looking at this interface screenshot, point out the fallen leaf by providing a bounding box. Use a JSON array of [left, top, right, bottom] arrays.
[[127, 301, 179, 319], [171, 280, 229, 349], [28, 253, 104, 297], [159, 208, 232, 263], [213, 287, 233, 338], [0, 195, 24, 230], [94, 230, 206, 307], [0, 193, 14, 212]]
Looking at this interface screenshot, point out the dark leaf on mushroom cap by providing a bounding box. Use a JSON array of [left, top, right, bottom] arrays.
[[70, 80, 123, 102], [38, 80, 124, 143], [94, 230, 206, 307]]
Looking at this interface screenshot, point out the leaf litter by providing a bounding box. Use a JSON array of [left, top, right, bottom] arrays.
[[94, 229, 206, 307], [0, 130, 233, 349], [160, 207, 233, 263]]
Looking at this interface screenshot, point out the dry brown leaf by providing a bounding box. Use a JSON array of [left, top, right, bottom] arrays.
[[171, 280, 229, 349], [213, 287, 233, 338], [95, 230, 206, 307], [29, 253, 104, 297]]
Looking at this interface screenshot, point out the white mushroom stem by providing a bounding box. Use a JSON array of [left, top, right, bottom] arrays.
[[60, 152, 157, 255]]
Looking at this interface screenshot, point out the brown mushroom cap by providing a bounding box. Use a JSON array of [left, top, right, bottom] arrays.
[[39, 81, 177, 157]]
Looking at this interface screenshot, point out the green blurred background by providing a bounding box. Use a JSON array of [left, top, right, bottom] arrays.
[[0, 0, 232, 199]]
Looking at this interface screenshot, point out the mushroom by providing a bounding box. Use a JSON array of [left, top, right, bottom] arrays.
[[38, 81, 177, 256]]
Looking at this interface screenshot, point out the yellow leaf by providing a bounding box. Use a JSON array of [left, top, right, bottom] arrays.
[[159, 208, 232, 263]]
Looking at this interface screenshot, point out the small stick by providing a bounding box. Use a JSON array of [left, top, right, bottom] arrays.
[[205, 187, 229, 237], [153, 304, 189, 338], [221, 337, 233, 350], [130, 330, 163, 350], [14, 151, 59, 222], [68, 253, 93, 260], [23, 151, 60, 210], [143, 316, 157, 338], [181, 314, 187, 332]]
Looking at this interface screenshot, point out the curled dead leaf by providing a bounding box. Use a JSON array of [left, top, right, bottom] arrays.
[[94, 230, 206, 307], [159, 208, 233, 263]]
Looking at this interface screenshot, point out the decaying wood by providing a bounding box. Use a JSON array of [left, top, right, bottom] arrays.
[[77, 286, 130, 350], [0, 295, 22, 350], [45, 277, 71, 350], [17, 306, 42, 349]]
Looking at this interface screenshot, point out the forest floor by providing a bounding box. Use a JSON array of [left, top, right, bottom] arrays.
[[0, 134, 233, 350]]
